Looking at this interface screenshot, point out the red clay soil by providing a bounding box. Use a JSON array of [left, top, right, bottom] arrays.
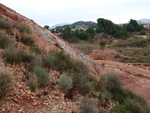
[[96, 60, 150, 100]]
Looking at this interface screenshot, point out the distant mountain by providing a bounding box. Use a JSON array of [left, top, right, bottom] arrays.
[[138, 18, 150, 24], [50, 23, 69, 29], [56, 21, 97, 29]]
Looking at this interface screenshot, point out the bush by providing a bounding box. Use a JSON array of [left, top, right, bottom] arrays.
[[102, 90, 112, 101], [99, 111, 106, 113], [71, 60, 90, 95], [27, 74, 38, 92], [124, 99, 149, 113], [140, 30, 146, 35], [18, 23, 32, 34], [3, 47, 28, 64], [0, 30, 14, 49], [0, 72, 12, 99], [43, 50, 71, 71], [0, 19, 13, 29], [58, 74, 73, 90], [20, 33, 35, 46], [80, 97, 96, 113], [26, 54, 43, 71], [111, 104, 131, 113], [102, 75, 122, 94], [33, 66, 50, 86]]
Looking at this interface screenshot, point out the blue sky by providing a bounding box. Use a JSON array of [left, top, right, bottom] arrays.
[[1, 0, 150, 27]]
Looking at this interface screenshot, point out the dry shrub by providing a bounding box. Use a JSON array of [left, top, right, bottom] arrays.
[[0, 72, 12, 99]]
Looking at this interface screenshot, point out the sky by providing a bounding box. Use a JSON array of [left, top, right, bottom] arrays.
[[1, 0, 150, 27]]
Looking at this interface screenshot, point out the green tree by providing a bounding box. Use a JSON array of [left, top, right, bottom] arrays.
[[61, 26, 71, 40], [86, 26, 95, 37], [44, 25, 49, 30]]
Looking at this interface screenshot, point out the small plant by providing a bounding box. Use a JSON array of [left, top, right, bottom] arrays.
[[43, 50, 71, 71], [100, 40, 106, 49], [137, 73, 143, 77], [103, 90, 112, 101], [58, 74, 73, 90], [20, 33, 35, 46], [80, 97, 96, 113], [111, 104, 131, 113], [33, 66, 50, 86], [18, 23, 32, 34], [0, 19, 13, 29], [27, 74, 38, 92], [0, 72, 12, 99], [102, 75, 121, 94], [99, 111, 106, 113], [3, 47, 28, 64], [124, 99, 147, 113], [0, 30, 14, 49], [140, 30, 146, 35]]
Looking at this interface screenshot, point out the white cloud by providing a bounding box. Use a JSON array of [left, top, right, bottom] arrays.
[[1, 0, 150, 26]]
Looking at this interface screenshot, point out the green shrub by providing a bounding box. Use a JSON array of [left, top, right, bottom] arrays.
[[111, 104, 131, 113], [58, 74, 73, 90], [18, 23, 32, 34], [20, 33, 35, 46], [3, 47, 28, 64], [27, 74, 38, 92], [43, 50, 71, 71], [103, 90, 112, 101], [99, 111, 106, 113], [137, 73, 143, 77], [124, 99, 149, 113], [0, 30, 14, 48], [0, 72, 12, 99], [0, 19, 13, 29], [91, 79, 100, 92], [33, 66, 50, 86], [71, 60, 90, 95], [140, 30, 146, 35], [80, 97, 96, 113], [102, 75, 122, 94]]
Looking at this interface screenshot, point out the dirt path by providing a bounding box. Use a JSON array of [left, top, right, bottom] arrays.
[[96, 60, 150, 101]]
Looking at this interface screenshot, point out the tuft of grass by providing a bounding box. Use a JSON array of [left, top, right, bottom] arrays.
[[0, 30, 15, 49], [27, 74, 38, 92], [33, 66, 50, 86], [18, 23, 32, 34], [20, 33, 35, 46], [43, 50, 71, 71], [0, 72, 12, 99], [3, 46, 28, 64], [137, 73, 143, 77], [58, 74, 73, 90], [80, 97, 96, 113], [102, 74, 122, 94], [111, 104, 131, 113], [0, 19, 13, 29]]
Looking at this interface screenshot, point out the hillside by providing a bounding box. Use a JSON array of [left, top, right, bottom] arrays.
[[0, 3, 150, 113], [138, 18, 150, 24], [56, 21, 97, 29]]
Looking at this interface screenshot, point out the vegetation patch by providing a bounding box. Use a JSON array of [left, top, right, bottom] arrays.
[[0, 30, 15, 49], [0, 19, 13, 29], [58, 74, 73, 90], [80, 97, 96, 113], [3, 46, 28, 64], [0, 72, 12, 99], [20, 33, 35, 46], [18, 23, 32, 34], [33, 66, 50, 86]]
